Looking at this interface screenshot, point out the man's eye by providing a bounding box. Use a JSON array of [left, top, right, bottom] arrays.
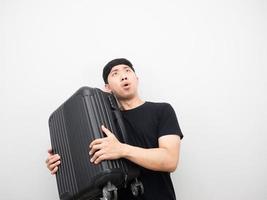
[[112, 72, 118, 77]]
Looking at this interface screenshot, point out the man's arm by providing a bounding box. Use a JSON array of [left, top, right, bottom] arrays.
[[89, 125, 181, 172]]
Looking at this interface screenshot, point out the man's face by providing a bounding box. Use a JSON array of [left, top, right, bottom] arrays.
[[105, 64, 139, 100]]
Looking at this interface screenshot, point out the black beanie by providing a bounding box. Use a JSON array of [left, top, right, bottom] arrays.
[[102, 58, 135, 83]]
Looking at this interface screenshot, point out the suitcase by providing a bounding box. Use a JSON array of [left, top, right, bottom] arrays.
[[48, 87, 144, 200]]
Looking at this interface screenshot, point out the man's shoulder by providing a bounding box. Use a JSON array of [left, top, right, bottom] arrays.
[[145, 101, 172, 109]]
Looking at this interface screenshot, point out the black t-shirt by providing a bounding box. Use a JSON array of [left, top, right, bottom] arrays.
[[118, 101, 183, 200]]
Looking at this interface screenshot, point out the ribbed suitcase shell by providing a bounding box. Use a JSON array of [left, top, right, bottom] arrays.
[[48, 87, 138, 200]]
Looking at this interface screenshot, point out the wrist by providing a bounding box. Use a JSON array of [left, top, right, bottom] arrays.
[[121, 143, 130, 158]]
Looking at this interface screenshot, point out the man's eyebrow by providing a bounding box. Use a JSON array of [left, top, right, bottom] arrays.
[[123, 66, 131, 69], [110, 68, 119, 73], [110, 66, 131, 73]]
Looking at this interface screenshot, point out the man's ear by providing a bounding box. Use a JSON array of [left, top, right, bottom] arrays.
[[103, 84, 112, 93], [136, 75, 139, 83]]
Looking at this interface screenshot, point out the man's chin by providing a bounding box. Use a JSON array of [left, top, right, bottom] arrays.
[[116, 93, 136, 101]]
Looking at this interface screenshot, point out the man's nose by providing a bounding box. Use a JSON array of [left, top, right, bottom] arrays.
[[121, 73, 128, 81]]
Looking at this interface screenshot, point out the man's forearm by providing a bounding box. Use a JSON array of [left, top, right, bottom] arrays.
[[121, 143, 179, 172]]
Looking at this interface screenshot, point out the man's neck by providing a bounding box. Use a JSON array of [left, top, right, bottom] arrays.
[[118, 96, 144, 111]]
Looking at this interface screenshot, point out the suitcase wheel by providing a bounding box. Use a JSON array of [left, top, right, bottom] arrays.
[[130, 178, 144, 197], [101, 182, 118, 200]]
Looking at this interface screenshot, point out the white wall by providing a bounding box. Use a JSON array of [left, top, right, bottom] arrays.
[[1, 0, 266, 199]]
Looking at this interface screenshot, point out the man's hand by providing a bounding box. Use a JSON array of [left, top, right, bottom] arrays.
[[45, 148, 61, 175], [89, 125, 125, 164]]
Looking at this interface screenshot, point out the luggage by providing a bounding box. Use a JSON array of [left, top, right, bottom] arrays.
[[48, 87, 144, 200]]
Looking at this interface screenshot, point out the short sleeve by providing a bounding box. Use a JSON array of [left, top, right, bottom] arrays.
[[157, 103, 183, 139]]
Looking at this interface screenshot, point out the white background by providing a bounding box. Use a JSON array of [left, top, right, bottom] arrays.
[[1, 0, 266, 199]]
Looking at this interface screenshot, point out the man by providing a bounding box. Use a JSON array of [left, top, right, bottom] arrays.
[[46, 58, 183, 199]]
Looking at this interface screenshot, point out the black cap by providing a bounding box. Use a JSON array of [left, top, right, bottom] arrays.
[[102, 58, 135, 84]]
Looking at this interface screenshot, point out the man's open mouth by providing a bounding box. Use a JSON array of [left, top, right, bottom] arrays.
[[122, 83, 130, 88]]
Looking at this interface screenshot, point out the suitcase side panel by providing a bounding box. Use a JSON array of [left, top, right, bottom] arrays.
[[93, 89, 140, 182], [84, 89, 126, 175], [49, 106, 79, 200]]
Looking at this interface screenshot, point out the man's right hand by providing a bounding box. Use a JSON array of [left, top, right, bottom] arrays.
[[46, 148, 61, 175]]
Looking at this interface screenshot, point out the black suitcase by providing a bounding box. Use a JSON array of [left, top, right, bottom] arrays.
[[48, 87, 144, 200]]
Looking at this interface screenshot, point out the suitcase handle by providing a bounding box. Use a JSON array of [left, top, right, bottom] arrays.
[[108, 95, 129, 143]]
